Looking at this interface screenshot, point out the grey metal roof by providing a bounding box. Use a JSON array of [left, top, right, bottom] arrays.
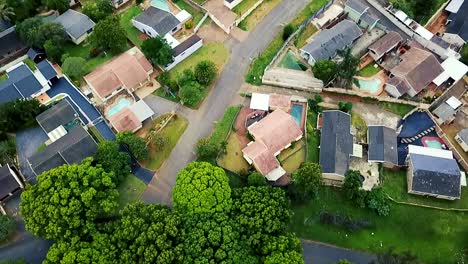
[[36, 60, 57, 81], [319, 110, 353, 176], [36, 100, 78, 133], [0, 165, 21, 200], [173, 34, 202, 56], [301, 20, 362, 61], [28, 126, 97, 176], [433, 102, 456, 122], [457, 128, 468, 143], [410, 153, 461, 198], [345, 0, 368, 14], [0, 26, 27, 61], [54, 9, 95, 39], [133, 6, 179, 36], [0, 64, 42, 103], [360, 12, 379, 26], [368, 126, 397, 164], [447, 0, 468, 41]]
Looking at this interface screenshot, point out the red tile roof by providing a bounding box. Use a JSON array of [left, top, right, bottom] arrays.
[[109, 108, 141, 132]]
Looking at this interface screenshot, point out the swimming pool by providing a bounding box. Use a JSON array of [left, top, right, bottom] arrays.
[[290, 104, 303, 126], [356, 78, 382, 94], [279, 50, 308, 71], [421, 136, 445, 149], [107, 98, 132, 117]]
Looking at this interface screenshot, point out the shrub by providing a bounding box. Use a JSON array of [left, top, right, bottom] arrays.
[[194, 60, 217, 86], [282, 24, 294, 40], [185, 20, 193, 30], [319, 211, 372, 232], [247, 172, 267, 186], [0, 215, 16, 242]]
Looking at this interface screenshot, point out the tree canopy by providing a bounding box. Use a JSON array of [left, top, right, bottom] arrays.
[[82, 0, 113, 22], [336, 48, 359, 89], [4, 0, 39, 23], [194, 60, 217, 86], [0, 99, 47, 133], [0, 214, 15, 242], [290, 162, 322, 202], [313, 60, 337, 84], [62, 57, 87, 81], [141, 36, 173, 66], [179, 80, 204, 107], [195, 137, 218, 162], [460, 44, 468, 65], [116, 131, 149, 161], [16, 18, 66, 49], [20, 159, 119, 240], [94, 141, 131, 183], [90, 16, 127, 54], [173, 162, 232, 214], [247, 172, 267, 187], [42, 0, 69, 13]]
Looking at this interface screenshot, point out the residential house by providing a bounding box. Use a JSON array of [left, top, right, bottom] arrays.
[[432, 96, 463, 125], [384, 47, 444, 98], [367, 125, 398, 167], [0, 26, 27, 67], [108, 100, 154, 133], [165, 34, 203, 71], [224, 0, 243, 10], [0, 60, 57, 104], [406, 145, 461, 200], [249, 93, 292, 113], [0, 164, 24, 209], [368, 31, 403, 62], [36, 100, 81, 142], [300, 20, 362, 65], [445, 0, 468, 45], [319, 110, 353, 186], [83, 48, 153, 103], [433, 57, 468, 87], [242, 109, 303, 181], [54, 9, 95, 45], [455, 128, 468, 152], [344, 0, 380, 30]]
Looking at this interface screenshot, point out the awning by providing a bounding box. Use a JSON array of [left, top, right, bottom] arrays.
[[250, 93, 270, 111]]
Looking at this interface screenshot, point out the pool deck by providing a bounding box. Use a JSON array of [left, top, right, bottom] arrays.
[[353, 71, 387, 96]]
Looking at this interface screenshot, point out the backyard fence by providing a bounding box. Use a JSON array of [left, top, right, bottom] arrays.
[[234, 0, 266, 26], [194, 13, 210, 32], [387, 196, 468, 212]]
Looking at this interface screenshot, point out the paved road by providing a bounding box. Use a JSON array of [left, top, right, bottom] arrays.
[[142, 0, 315, 205], [301, 240, 376, 264]]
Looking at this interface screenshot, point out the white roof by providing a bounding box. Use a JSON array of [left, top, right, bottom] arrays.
[[414, 25, 434, 40], [129, 100, 154, 122], [265, 166, 286, 181], [352, 144, 363, 158], [447, 96, 463, 109], [408, 145, 454, 159], [461, 171, 466, 186], [48, 125, 67, 142], [175, 10, 191, 23], [164, 33, 180, 48], [446, 0, 464, 13], [394, 10, 408, 22], [250, 93, 270, 111], [433, 57, 468, 86]]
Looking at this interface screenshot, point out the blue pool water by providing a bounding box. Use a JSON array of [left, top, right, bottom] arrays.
[[107, 98, 131, 117], [290, 104, 303, 126], [357, 78, 382, 93]]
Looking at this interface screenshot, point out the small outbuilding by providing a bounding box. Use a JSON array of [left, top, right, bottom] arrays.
[[54, 9, 95, 45], [367, 125, 398, 167]]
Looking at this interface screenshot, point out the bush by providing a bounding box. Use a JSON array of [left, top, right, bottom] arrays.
[[0, 215, 16, 242], [116, 131, 149, 161], [185, 20, 193, 30], [61, 57, 86, 80], [247, 172, 267, 186], [194, 60, 217, 86], [338, 101, 353, 113], [282, 24, 294, 40], [196, 137, 218, 161], [365, 188, 391, 216]]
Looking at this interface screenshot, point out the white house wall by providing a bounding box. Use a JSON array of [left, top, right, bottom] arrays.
[[165, 39, 203, 70], [132, 19, 159, 38]]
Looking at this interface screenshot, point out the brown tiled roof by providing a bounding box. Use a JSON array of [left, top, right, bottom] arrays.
[[269, 94, 291, 110], [387, 76, 410, 94], [243, 109, 303, 176], [84, 51, 152, 99], [368, 31, 403, 58], [390, 47, 443, 94], [109, 108, 141, 132]]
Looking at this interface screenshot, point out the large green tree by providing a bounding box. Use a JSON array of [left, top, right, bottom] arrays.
[[182, 213, 257, 264], [0, 2, 14, 21], [82, 0, 113, 22], [179, 80, 204, 107], [4, 0, 39, 23], [336, 48, 359, 89], [42, 0, 68, 13], [313, 60, 337, 84], [290, 162, 322, 202], [16, 18, 67, 49], [194, 60, 217, 86], [91, 16, 127, 54], [116, 131, 149, 161], [343, 170, 366, 208], [94, 141, 131, 183], [173, 162, 232, 214], [141, 36, 173, 66], [0, 99, 47, 133], [62, 57, 87, 81], [20, 159, 119, 240], [0, 214, 15, 242]]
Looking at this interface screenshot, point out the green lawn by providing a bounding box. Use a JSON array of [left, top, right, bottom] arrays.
[[0, 73, 7, 81], [209, 106, 241, 147], [233, 0, 259, 15], [24, 58, 36, 71], [280, 144, 305, 174], [116, 174, 146, 210], [245, 0, 328, 85], [358, 63, 381, 77], [379, 102, 415, 117], [291, 169, 468, 264], [306, 110, 320, 163], [295, 22, 318, 48], [88, 126, 106, 143], [174, 0, 205, 25], [217, 133, 251, 174], [62, 42, 116, 75], [120, 5, 144, 48], [142, 114, 188, 170]]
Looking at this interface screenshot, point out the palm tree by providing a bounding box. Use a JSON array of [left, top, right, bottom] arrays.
[[0, 2, 14, 22], [336, 48, 359, 89]]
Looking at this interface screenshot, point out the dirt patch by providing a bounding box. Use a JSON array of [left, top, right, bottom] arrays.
[[427, 11, 447, 34], [197, 21, 229, 43]]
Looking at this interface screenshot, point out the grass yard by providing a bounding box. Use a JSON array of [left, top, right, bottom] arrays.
[[120, 5, 144, 48], [24, 58, 36, 71], [0, 73, 7, 81], [245, 0, 328, 85], [140, 114, 188, 170], [279, 142, 306, 174], [358, 63, 381, 77], [174, 0, 205, 25], [351, 112, 367, 143], [62, 42, 117, 74], [379, 102, 415, 117], [217, 133, 251, 174], [233, 0, 258, 15], [116, 174, 146, 210], [208, 106, 241, 147], [306, 110, 320, 163], [294, 23, 318, 48], [291, 184, 468, 264], [154, 88, 181, 103], [237, 0, 281, 31], [88, 126, 106, 143]]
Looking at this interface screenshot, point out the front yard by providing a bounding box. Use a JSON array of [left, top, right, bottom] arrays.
[[120, 5, 144, 48], [116, 174, 146, 210], [217, 133, 251, 174], [139, 114, 189, 170], [62, 41, 118, 75], [236, 0, 282, 31], [290, 168, 468, 264]]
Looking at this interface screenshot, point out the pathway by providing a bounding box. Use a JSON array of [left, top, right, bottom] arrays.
[[142, 0, 316, 204]]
